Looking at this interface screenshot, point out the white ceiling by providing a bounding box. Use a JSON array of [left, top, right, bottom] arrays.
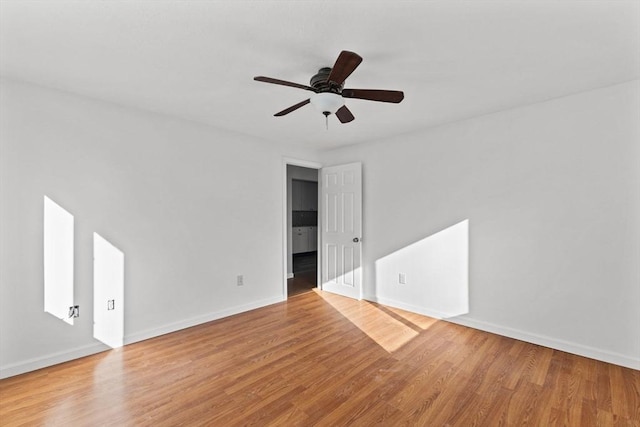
[[1, 0, 638, 150]]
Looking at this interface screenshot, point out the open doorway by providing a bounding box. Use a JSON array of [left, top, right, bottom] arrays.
[[286, 163, 320, 297]]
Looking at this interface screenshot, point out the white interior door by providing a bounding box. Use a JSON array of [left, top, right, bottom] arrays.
[[320, 162, 362, 299]]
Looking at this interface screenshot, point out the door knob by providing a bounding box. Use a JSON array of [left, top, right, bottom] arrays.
[[353, 237, 360, 243]]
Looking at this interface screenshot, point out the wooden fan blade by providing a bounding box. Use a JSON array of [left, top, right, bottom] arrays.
[[342, 89, 404, 103], [335, 105, 355, 124], [327, 51, 363, 86], [274, 99, 311, 116], [254, 76, 315, 92]]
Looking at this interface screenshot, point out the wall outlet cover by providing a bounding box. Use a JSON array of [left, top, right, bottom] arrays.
[[68, 305, 80, 318]]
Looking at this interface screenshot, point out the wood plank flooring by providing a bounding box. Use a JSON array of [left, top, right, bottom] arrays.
[[1, 289, 638, 426], [287, 271, 316, 297]]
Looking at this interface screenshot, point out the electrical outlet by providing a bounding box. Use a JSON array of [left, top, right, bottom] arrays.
[[399, 273, 406, 284], [237, 275, 244, 286], [69, 305, 80, 318]]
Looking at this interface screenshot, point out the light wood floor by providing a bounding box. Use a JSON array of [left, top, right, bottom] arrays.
[[1, 290, 638, 426]]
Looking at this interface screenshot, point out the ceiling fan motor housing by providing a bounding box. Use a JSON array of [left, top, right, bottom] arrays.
[[310, 67, 343, 93]]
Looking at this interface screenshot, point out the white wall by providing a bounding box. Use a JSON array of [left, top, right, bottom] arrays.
[[321, 81, 640, 369], [2, 78, 637, 376], [0, 79, 319, 377]]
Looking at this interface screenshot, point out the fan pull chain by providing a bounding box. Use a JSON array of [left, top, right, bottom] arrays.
[[322, 111, 330, 130]]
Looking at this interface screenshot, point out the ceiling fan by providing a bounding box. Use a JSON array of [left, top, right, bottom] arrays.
[[254, 50, 404, 125]]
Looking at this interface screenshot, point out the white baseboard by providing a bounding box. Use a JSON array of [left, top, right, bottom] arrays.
[[370, 296, 640, 371], [367, 296, 459, 321], [0, 342, 109, 379], [5, 295, 636, 378], [125, 296, 284, 345], [448, 316, 640, 370], [0, 296, 285, 379], [287, 273, 294, 279]]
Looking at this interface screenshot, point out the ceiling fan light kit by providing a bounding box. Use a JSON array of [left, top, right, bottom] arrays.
[[310, 92, 344, 115], [254, 50, 404, 125]]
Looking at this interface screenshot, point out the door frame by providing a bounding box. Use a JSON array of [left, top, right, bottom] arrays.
[[282, 157, 323, 300]]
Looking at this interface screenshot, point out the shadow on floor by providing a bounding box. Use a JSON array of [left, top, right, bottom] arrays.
[[289, 252, 317, 297]]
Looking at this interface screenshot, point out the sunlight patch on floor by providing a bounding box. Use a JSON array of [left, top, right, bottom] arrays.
[[314, 289, 436, 353]]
